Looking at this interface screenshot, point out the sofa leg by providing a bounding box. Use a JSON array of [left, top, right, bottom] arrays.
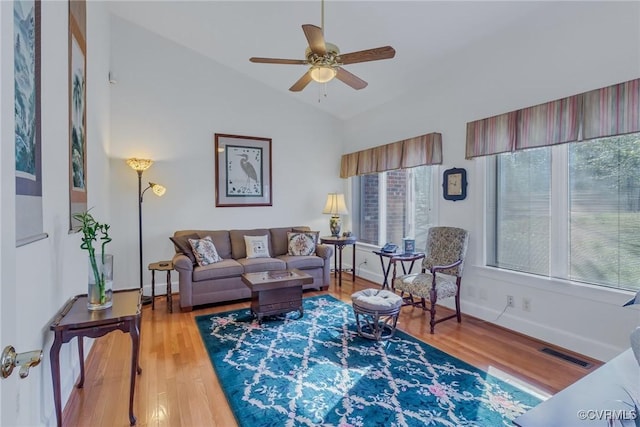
[[180, 306, 193, 313]]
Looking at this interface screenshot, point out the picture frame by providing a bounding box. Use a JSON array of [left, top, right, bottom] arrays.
[[68, 0, 87, 230], [442, 167, 467, 201], [214, 133, 272, 207], [15, 0, 47, 246]]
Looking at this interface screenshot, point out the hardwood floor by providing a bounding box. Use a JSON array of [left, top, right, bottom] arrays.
[[62, 276, 602, 427]]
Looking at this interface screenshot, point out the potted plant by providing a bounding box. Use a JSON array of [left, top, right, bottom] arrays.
[[73, 210, 113, 310]]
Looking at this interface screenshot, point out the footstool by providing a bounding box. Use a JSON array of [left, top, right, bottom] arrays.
[[351, 288, 402, 340]]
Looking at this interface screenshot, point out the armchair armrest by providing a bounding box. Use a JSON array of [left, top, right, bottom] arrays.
[[315, 244, 334, 260], [429, 259, 462, 274]]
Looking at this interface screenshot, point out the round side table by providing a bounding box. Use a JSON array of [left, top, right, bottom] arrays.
[[148, 261, 174, 312], [320, 235, 357, 287]]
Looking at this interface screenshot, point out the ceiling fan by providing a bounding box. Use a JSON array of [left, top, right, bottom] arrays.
[[249, 1, 396, 92]]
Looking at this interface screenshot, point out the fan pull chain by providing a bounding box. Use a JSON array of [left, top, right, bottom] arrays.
[[317, 82, 329, 103]]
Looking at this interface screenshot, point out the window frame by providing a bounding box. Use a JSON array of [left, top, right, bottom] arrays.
[[351, 166, 440, 248], [485, 135, 640, 292]]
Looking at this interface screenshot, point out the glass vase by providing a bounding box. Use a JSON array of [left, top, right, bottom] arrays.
[[87, 254, 113, 310]]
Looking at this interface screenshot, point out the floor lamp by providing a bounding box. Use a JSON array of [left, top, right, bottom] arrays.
[[127, 158, 166, 305]]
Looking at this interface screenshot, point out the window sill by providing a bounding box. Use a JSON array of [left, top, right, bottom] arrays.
[[470, 265, 633, 307]]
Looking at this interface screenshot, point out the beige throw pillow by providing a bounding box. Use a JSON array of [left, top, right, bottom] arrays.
[[244, 235, 270, 258]]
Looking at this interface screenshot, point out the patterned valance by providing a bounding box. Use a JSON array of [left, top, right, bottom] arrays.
[[466, 78, 640, 159], [340, 133, 443, 178]]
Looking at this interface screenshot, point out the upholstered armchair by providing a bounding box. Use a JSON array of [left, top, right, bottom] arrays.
[[393, 226, 469, 333]]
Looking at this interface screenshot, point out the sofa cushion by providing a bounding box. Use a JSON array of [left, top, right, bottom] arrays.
[[200, 230, 233, 260], [237, 257, 287, 273], [188, 236, 223, 266], [278, 255, 324, 270], [270, 227, 293, 256], [230, 229, 270, 259], [287, 232, 318, 256], [244, 235, 270, 258], [173, 230, 232, 260], [169, 233, 199, 264], [192, 259, 244, 282]]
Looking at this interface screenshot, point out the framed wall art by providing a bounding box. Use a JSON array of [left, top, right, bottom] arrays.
[[442, 167, 467, 201], [68, 0, 87, 231], [214, 134, 272, 207], [15, 0, 47, 246]]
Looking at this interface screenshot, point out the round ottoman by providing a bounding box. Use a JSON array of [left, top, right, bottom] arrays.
[[351, 288, 402, 340]]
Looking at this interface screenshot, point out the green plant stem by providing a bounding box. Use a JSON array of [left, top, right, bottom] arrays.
[[88, 249, 106, 304]]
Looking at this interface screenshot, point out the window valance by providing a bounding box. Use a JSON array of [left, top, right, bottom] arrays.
[[465, 78, 640, 159], [340, 133, 442, 178]]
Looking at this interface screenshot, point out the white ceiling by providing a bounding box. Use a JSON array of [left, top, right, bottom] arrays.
[[106, 1, 574, 120]]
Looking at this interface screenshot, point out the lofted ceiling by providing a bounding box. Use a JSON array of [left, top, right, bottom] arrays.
[[107, 1, 576, 120]]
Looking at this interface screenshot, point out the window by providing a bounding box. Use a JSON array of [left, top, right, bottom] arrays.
[[488, 132, 640, 291], [354, 166, 436, 250]]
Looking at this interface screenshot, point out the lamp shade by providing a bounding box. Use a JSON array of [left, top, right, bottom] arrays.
[[309, 66, 337, 83], [126, 158, 153, 172], [149, 182, 166, 197], [322, 193, 348, 215]]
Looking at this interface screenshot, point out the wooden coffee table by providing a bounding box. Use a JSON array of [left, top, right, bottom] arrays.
[[241, 269, 313, 322]]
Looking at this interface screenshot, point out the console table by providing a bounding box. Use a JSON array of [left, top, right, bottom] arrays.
[[320, 235, 357, 287], [514, 348, 638, 426], [49, 289, 142, 426]]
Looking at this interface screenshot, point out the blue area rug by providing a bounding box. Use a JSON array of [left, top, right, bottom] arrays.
[[195, 295, 540, 426]]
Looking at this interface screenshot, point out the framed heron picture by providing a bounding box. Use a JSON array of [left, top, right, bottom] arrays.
[[214, 133, 272, 207]]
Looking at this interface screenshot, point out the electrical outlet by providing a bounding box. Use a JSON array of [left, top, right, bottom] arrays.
[[523, 297, 531, 312], [363, 258, 367, 265], [507, 295, 515, 308]]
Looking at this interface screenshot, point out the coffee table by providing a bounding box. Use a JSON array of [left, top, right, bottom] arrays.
[[241, 269, 313, 322]]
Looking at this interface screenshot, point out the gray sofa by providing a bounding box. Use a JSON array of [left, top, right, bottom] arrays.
[[171, 227, 333, 311]]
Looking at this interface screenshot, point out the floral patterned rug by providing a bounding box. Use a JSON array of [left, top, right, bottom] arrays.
[[195, 295, 540, 426]]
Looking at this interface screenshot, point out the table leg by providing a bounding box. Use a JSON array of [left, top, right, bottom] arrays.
[[151, 270, 156, 310], [391, 261, 398, 291], [338, 244, 343, 287], [351, 243, 356, 281], [378, 256, 393, 289], [76, 337, 85, 388], [166, 270, 172, 313], [333, 246, 338, 278], [129, 319, 141, 425], [50, 337, 62, 427]]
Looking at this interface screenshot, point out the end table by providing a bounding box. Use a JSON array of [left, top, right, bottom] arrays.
[[320, 235, 357, 287], [148, 261, 174, 312], [373, 250, 425, 290]]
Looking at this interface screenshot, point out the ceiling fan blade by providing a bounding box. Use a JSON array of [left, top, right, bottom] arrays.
[[289, 71, 313, 92], [302, 24, 326, 56], [335, 67, 368, 90], [338, 46, 396, 65], [250, 57, 307, 65]]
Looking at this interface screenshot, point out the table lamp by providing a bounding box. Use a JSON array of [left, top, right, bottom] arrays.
[[322, 193, 348, 237]]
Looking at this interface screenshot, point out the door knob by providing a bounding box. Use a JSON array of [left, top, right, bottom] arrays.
[[1, 346, 43, 379]]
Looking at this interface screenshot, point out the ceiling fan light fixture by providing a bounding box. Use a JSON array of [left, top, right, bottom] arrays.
[[309, 65, 336, 83]]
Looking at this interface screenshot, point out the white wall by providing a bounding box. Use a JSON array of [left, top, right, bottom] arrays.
[[343, 1, 640, 361], [108, 16, 344, 296], [1, 1, 111, 425]]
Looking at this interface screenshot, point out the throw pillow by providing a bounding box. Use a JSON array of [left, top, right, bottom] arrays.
[[244, 235, 270, 259], [188, 236, 223, 266], [287, 232, 318, 256], [169, 233, 199, 264]]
